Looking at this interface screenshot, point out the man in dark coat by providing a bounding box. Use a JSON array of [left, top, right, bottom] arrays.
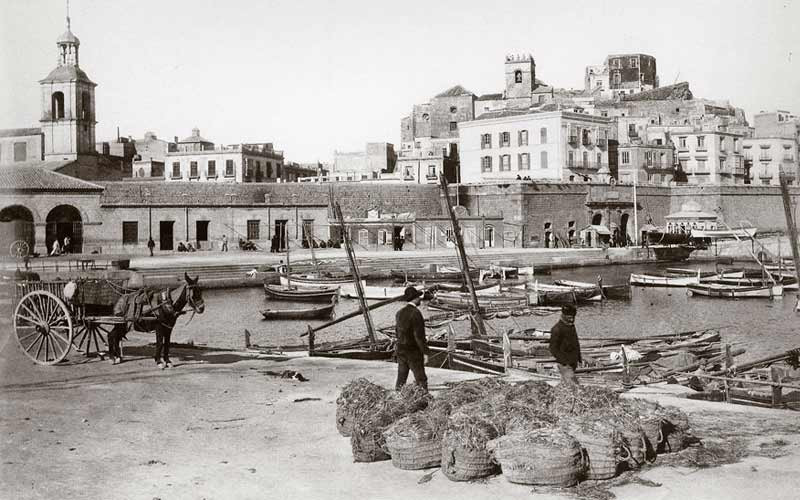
[[548, 304, 582, 384], [394, 286, 429, 391]]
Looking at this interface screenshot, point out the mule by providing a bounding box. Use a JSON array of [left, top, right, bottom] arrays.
[[108, 273, 205, 368]]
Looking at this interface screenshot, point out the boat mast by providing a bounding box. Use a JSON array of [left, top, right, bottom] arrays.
[[286, 234, 292, 289], [633, 167, 639, 245], [439, 176, 487, 338], [334, 201, 377, 349], [779, 174, 800, 301], [305, 223, 320, 276]]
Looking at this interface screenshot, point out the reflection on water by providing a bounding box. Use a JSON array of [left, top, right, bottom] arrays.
[[174, 262, 799, 363]]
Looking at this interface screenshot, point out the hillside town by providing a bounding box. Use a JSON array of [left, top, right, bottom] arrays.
[[1, 10, 798, 258]]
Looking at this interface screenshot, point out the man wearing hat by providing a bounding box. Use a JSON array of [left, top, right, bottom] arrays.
[[548, 304, 582, 385], [394, 286, 429, 391]]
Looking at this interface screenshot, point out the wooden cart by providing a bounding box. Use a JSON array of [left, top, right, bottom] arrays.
[[12, 278, 133, 365]]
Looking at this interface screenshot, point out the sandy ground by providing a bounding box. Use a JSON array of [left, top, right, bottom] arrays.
[[1, 332, 800, 500]]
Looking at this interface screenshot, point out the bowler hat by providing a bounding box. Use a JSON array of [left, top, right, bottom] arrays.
[[403, 286, 423, 302]]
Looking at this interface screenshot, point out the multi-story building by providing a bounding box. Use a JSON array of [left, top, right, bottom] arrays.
[[400, 86, 474, 158], [743, 137, 798, 185], [616, 143, 676, 185], [0, 128, 43, 166], [458, 110, 612, 183], [648, 128, 746, 185], [585, 53, 658, 100], [134, 131, 177, 162], [473, 54, 555, 119], [394, 145, 458, 184], [282, 162, 322, 182], [332, 142, 397, 181], [165, 141, 284, 183]]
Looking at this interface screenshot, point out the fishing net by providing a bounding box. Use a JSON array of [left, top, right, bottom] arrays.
[[562, 414, 627, 480], [487, 427, 584, 487], [441, 404, 503, 481], [549, 383, 620, 420], [656, 405, 691, 453], [613, 398, 665, 457], [335, 378, 386, 437], [350, 384, 432, 463], [383, 411, 443, 470]]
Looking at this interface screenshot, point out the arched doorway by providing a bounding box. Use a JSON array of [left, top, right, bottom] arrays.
[[484, 224, 495, 248], [46, 205, 82, 254], [620, 213, 630, 246], [592, 213, 603, 225], [0, 205, 35, 255]]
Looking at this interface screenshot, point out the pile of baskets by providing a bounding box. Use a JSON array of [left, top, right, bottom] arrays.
[[335, 378, 692, 487]]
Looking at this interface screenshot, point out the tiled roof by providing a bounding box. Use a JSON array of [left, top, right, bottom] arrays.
[[99, 181, 330, 207], [475, 108, 539, 120], [476, 93, 503, 101], [40, 65, 95, 84], [0, 165, 104, 192], [435, 85, 475, 98], [0, 127, 41, 138]]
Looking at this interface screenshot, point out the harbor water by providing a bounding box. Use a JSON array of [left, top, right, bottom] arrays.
[[169, 262, 800, 364]]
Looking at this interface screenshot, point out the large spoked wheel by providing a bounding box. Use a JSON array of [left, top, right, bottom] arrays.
[[72, 319, 111, 357], [10, 240, 30, 258], [14, 290, 73, 365]]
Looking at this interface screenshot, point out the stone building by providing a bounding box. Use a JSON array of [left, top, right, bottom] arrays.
[[744, 110, 800, 185], [616, 142, 676, 186], [332, 142, 397, 181], [473, 54, 556, 118], [585, 53, 658, 100], [458, 110, 612, 184], [400, 85, 475, 156]]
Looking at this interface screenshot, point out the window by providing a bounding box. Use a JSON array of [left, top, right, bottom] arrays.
[[679, 137, 687, 149], [246, 220, 260, 240], [621, 151, 630, 164], [172, 162, 181, 178], [628, 123, 637, 136], [427, 165, 436, 178], [697, 159, 706, 171], [13, 142, 26, 162], [540, 127, 547, 144], [189, 161, 198, 178], [597, 153, 602, 166], [481, 156, 492, 172], [276, 164, 281, 178], [613, 72, 621, 85], [81, 91, 91, 120], [518, 130, 528, 146], [500, 154, 511, 171], [514, 70, 522, 83], [404, 166, 414, 179], [582, 151, 589, 167], [450, 106, 457, 113], [519, 153, 530, 170], [246, 159, 254, 178], [122, 222, 138, 245], [225, 159, 235, 176], [196, 221, 209, 242], [414, 141, 421, 149], [645, 151, 652, 166], [659, 152, 666, 166], [255, 161, 262, 181], [719, 137, 726, 151], [449, 121, 457, 131], [568, 151, 574, 167], [206, 160, 216, 178], [540, 151, 548, 169], [481, 133, 492, 149], [500, 132, 510, 147], [630, 57, 638, 68], [51, 92, 65, 119], [697, 136, 705, 149]]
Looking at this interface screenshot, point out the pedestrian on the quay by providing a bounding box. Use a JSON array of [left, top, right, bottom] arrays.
[[50, 239, 61, 256], [63, 235, 71, 254], [221, 234, 228, 252], [394, 286, 429, 392], [147, 236, 155, 256], [548, 303, 581, 385]]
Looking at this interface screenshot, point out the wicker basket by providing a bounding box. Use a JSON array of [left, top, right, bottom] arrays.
[[659, 406, 690, 453], [564, 418, 625, 480], [351, 424, 391, 463], [619, 426, 647, 470], [336, 406, 354, 437], [441, 443, 499, 481], [383, 413, 444, 470], [487, 428, 584, 487], [386, 437, 441, 470]]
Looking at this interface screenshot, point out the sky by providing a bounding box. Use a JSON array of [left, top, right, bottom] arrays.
[[1, 0, 799, 163]]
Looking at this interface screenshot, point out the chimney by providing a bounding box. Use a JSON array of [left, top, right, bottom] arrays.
[[174, 136, 179, 144]]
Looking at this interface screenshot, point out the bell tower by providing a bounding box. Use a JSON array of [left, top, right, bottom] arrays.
[[504, 53, 536, 100], [39, 4, 97, 160]]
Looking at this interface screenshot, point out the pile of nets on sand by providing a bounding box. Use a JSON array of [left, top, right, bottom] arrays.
[[336, 377, 692, 486]]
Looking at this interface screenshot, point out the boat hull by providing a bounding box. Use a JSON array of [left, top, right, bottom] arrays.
[[263, 284, 339, 302], [338, 282, 411, 300], [630, 273, 699, 287], [260, 300, 337, 320], [686, 283, 783, 298], [280, 275, 351, 289]]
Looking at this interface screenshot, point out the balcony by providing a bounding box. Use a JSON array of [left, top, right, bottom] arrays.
[[568, 135, 578, 146], [642, 162, 674, 171], [759, 155, 772, 162], [582, 137, 592, 147], [597, 139, 608, 149], [783, 155, 795, 163], [628, 129, 638, 138]]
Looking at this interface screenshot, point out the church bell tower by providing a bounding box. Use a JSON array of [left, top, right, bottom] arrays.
[[39, 6, 97, 160]]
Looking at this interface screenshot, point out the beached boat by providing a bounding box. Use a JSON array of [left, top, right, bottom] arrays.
[[686, 282, 783, 298], [280, 274, 353, 288], [390, 267, 480, 283], [338, 282, 416, 300], [629, 272, 700, 287], [263, 284, 339, 302], [260, 298, 337, 320]]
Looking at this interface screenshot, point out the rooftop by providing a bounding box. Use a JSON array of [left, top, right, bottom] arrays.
[[40, 65, 95, 85], [0, 165, 103, 192], [0, 127, 42, 138], [435, 85, 475, 98]]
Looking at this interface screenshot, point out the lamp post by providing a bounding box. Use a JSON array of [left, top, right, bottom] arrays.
[[225, 193, 236, 240]]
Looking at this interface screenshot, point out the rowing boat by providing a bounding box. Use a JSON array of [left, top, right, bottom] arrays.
[[686, 282, 783, 298], [280, 274, 353, 288], [338, 282, 416, 300], [260, 298, 337, 320], [263, 284, 339, 302], [629, 272, 700, 287]]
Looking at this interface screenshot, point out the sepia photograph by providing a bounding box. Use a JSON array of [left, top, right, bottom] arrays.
[[1, 0, 800, 498]]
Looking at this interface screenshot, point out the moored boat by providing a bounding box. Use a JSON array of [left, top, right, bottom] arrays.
[[686, 282, 783, 298], [629, 272, 700, 287], [280, 274, 353, 288], [553, 279, 631, 300], [338, 282, 416, 300], [260, 298, 337, 320], [263, 284, 339, 302], [691, 227, 758, 239]]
